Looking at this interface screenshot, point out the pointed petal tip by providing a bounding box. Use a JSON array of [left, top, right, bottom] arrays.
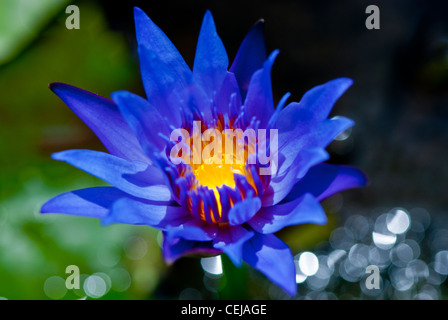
[[48, 82, 69, 93], [40, 201, 51, 214], [318, 216, 329, 225], [270, 49, 280, 58], [264, 49, 280, 69], [334, 165, 370, 196], [330, 116, 356, 132], [48, 82, 59, 90], [200, 10, 214, 27], [224, 253, 243, 268], [341, 76, 354, 84], [243, 233, 297, 297], [48, 82, 111, 102], [250, 49, 279, 79], [110, 90, 129, 101], [50, 150, 65, 161], [281, 273, 298, 297], [334, 77, 354, 90], [203, 9, 215, 22], [50, 149, 82, 162], [248, 19, 265, 34], [357, 168, 370, 187], [199, 10, 218, 35], [342, 165, 369, 188], [286, 284, 298, 297], [133, 6, 146, 18]]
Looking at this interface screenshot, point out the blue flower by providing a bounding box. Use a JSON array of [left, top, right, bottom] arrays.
[[41, 7, 367, 296]]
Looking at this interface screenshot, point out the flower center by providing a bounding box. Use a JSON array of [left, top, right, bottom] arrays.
[[166, 119, 269, 224], [193, 162, 244, 191]]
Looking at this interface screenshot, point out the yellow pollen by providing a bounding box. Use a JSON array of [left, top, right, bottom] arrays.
[[171, 121, 259, 222], [193, 163, 243, 191], [193, 162, 245, 218], [189, 126, 251, 199]]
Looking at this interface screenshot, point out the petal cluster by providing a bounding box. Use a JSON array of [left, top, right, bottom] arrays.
[[41, 8, 367, 296]]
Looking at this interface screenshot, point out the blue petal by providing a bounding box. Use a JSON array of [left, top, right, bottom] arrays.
[[183, 80, 213, 120], [271, 116, 353, 200], [244, 50, 279, 128], [40, 187, 128, 218], [111, 90, 170, 155], [277, 78, 353, 127], [300, 77, 353, 121], [283, 163, 368, 203], [305, 116, 354, 149], [213, 226, 254, 267], [227, 196, 261, 226], [193, 10, 229, 99], [275, 112, 350, 172], [243, 232, 296, 296], [134, 7, 187, 63], [49, 83, 147, 163], [164, 220, 218, 242], [266, 92, 291, 130], [278, 112, 354, 155], [230, 20, 266, 100], [249, 193, 327, 234], [262, 148, 329, 206], [103, 197, 188, 228], [137, 45, 189, 127], [52, 149, 172, 201], [214, 72, 242, 116], [276, 77, 353, 151], [162, 235, 221, 265], [134, 7, 192, 126]]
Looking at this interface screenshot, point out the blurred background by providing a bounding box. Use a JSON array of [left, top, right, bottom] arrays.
[[0, 0, 447, 300]]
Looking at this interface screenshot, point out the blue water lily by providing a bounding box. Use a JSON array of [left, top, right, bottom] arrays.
[[41, 7, 367, 296]]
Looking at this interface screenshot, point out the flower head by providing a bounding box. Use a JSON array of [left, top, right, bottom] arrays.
[[41, 7, 367, 296]]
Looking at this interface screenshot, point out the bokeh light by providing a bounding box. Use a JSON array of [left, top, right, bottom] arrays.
[[43, 276, 67, 300], [297, 252, 319, 277], [292, 206, 448, 300], [201, 256, 223, 276], [84, 274, 108, 299]]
